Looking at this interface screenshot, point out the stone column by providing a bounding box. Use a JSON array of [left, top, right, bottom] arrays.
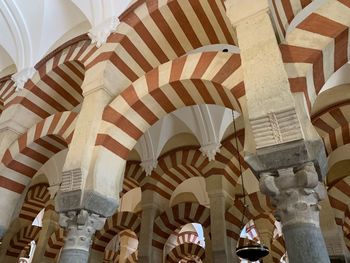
[[206, 175, 238, 263], [260, 162, 329, 263], [58, 210, 105, 263], [138, 203, 161, 263]]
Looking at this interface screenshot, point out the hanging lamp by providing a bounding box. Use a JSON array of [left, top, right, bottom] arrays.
[[232, 111, 269, 262]]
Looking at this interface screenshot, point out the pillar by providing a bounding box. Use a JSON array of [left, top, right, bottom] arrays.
[[226, 0, 329, 262], [260, 162, 329, 263], [32, 209, 59, 263], [58, 210, 105, 263], [138, 203, 161, 263], [206, 175, 238, 263]]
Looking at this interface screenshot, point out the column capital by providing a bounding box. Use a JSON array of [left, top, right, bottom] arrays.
[[260, 162, 326, 226], [59, 209, 106, 251]]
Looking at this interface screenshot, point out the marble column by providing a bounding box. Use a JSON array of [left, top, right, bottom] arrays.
[[260, 162, 329, 263], [58, 210, 105, 263], [138, 203, 161, 263]]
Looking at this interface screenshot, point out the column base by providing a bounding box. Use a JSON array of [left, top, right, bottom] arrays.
[[59, 249, 89, 263], [283, 223, 330, 263]]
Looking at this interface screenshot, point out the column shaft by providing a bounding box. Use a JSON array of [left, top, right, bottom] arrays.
[[138, 204, 160, 263], [209, 193, 230, 263]]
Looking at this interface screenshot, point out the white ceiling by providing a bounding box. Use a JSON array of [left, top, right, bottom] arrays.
[[0, 0, 131, 75]]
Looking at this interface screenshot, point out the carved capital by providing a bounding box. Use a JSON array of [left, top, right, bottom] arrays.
[[11, 67, 36, 91], [88, 17, 119, 48], [140, 159, 158, 176], [200, 142, 221, 161], [260, 162, 326, 226], [59, 210, 106, 251]]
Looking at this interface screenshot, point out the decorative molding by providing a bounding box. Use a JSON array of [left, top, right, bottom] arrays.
[[200, 142, 221, 161], [88, 17, 119, 48], [250, 107, 304, 149], [59, 210, 106, 251], [140, 159, 158, 176], [60, 168, 83, 192], [11, 67, 35, 91], [260, 162, 326, 226]]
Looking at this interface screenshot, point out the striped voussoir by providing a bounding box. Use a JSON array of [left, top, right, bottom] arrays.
[[6, 225, 41, 257], [226, 192, 274, 241], [87, 0, 236, 91], [0, 76, 16, 113], [142, 146, 209, 200], [177, 231, 200, 245], [142, 130, 247, 200], [152, 202, 210, 250], [271, 0, 313, 37], [328, 176, 350, 247], [166, 242, 205, 263], [44, 227, 65, 259], [0, 111, 77, 194], [93, 211, 141, 251], [103, 249, 119, 263], [271, 236, 286, 263], [19, 183, 50, 222], [122, 161, 146, 195], [281, 0, 350, 111], [126, 251, 138, 263], [95, 51, 244, 162], [312, 100, 350, 155], [5, 36, 94, 121]]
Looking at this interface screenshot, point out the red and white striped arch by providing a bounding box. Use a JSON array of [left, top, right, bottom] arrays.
[[271, 0, 314, 37], [86, 0, 235, 93], [142, 147, 208, 200], [153, 202, 210, 250], [271, 236, 286, 263], [0, 76, 16, 113], [3, 35, 94, 128], [96, 51, 243, 159], [93, 51, 244, 199], [281, 0, 350, 111], [93, 211, 141, 252], [142, 130, 247, 201], [166, 242, 205, 263], [6, 225, 41, 257], [122, 161, 146, 195], [226, 192, 274, 241], [44, 227, 65, 259], [312, 100, 350, 155], [177, 231, 200, 245], [0, 111, 77, 194], [19, 183, 50, 222]]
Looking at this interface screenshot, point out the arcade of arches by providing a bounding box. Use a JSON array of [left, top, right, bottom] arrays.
[[0, 0, 350, 262]]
